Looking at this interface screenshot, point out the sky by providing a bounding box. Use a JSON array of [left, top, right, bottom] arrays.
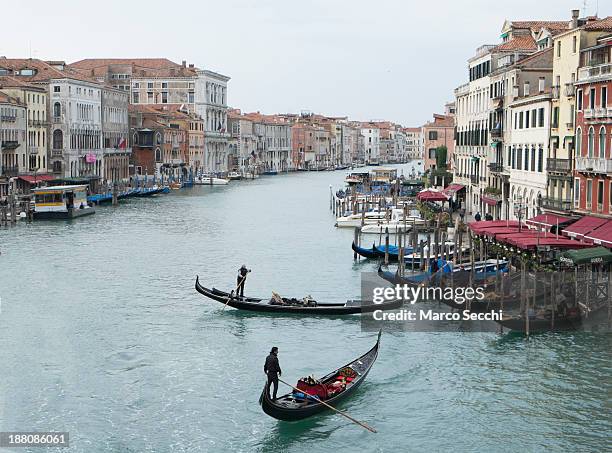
[[1, 0, 611, 126]]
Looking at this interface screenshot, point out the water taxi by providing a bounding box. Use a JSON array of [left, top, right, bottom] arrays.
[[32, 185, 95, 220]]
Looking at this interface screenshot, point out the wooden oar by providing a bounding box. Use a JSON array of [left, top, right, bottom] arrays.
[[278, 378, 377, 433], [223, 272, 249, 311]]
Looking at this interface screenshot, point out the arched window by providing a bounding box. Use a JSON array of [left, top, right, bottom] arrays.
[[588, 126, 595, 157], [52, 129, 63, 150], [576, 127, 582, 156], [155, 147, 162, 162], [53, 102, 61, 118], [156, 132, 162, 145], [599, 126, 606, 158]]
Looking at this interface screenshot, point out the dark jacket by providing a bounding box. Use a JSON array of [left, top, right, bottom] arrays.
[[264, 353, 281, 376]]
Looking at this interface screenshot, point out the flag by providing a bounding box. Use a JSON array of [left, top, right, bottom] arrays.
[[118, 137, 127, 149], [251, 150, 256, 160]]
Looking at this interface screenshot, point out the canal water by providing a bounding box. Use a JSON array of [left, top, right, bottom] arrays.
[[0, 163, 610, 453]]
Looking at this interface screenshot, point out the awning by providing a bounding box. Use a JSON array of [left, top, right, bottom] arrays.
[[481, 195, 501, 206], [526, 213, 573, 228], [443, 183, 465, 195], [17, 175, 56, 184], [469, 220, 520, 235], [563, 216, 608, 239], [584, 220, 612, 248], [417, 189, 449, 202], [559, 246, 612, 265]]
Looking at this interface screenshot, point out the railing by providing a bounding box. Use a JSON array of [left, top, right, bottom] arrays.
[[576, 156, 612, 173], [546, 158, 572, 173], [564, 83, 575, 97], [584, 109, 594, 119], [52, 116, 62, 123], [51, 149, 63, 156], [577, 62, 612, 82], [541, 197, 572, 211], [0, 115, 16, 122], [595, 107, 607, 118], [552, 85, 560, 99], [1, 140, 19, 150], [454, 83, 470, 97], [1, 165, 19, 177], [490, 128, 503, 138], [488, 162, 503, 172]]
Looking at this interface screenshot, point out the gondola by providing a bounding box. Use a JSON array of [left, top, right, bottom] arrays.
[[351, 241, 380, 260], [195, 277, 403, 314], [351, 242, 413, 261], [259, 331, 381, 421]]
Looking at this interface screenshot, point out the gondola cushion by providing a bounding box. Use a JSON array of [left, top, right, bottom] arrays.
[[296, 380, 327, 399]]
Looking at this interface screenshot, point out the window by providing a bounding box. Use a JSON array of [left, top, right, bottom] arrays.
[[586, 179, 592, 207], [531, 148, 536, 172], [576, 127, 582, 155], [519, 112, 523, 129], [577, 89, 583, 110], [524, 147, 529, 170], [429, 149, 436, 158], [590, 88, 596, 109], [161, 92, 168, 103], [572, 36, 577, 53], [588, 127, 594, 157], [599, 127, 606, 158], [538, 108, 544, 127], [531, 109, 537, 128], [511, 147, 516, 169], [188, 91, 194, 103], [132, 92, 139, 103], [155, 147, 162, 162], [53, 102, 61, 118], [557, 40, 561, 57], [428, 131, 438, 140], [52, 129, 63, 149], [517, 147, 522, 170], [147, 82, 153, 89], [598, 180, 604, 209], [552, 106, 559, 128], [161, 82, 168, 89], [53, 86, 60, 93], [538, 148, 543, 172], [525, 111, 530, 128], [602, 87, 608, 108], [147, 92, 153, 103], [574, 178, 580, 205]]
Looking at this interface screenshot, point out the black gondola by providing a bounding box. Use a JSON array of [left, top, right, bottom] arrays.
[[195, 277, 403, 314], [259, 331, 381, 421], [351, 241, 380, 260]]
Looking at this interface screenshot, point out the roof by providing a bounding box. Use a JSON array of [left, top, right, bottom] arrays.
[[0, 90, 25, 105], [32, 184, 88, 192], [510, 21, 570, 33], [69, 58, 198, 78], [18, 175, 55, 184], [495, 35, 537, 51], [0, 75, 46, 91], [423, 114, 454, 128], [583, 16, 612, 30], [0, 58, 100, 84], [559, 246, 612, 265]]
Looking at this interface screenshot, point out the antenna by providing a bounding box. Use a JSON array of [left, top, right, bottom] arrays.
[[582, 0, 587, 17]]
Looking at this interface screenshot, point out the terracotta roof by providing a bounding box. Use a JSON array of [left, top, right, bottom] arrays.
[[0, 90, 25, 106], [0, 58, 100, 84], [402, 127, 421, 133], [495, 35, 537, 51], [423, 114, 454, 128], [69, 58, 198, 78], [510, 21, 569, 32], [0, 75, 46, 91], [584, 16, 612, 31]]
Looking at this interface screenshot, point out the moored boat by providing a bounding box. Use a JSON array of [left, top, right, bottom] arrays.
[[32, 185, 95, 219], [194, 277, 403, 314], [227, 171, 242, 180], [259, 331, 381, 421], [194, 176, 229, 185]]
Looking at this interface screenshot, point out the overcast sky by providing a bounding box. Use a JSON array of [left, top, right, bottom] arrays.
[[1, 0, 611, 126]]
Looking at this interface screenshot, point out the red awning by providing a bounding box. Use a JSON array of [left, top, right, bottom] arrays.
[[584, 220, 612, 248], [507, 236, 593, 250], [526, 213, 573, 228], [417, 189, 449, 202], [468, 220, 520, 235], [17, 175, 56, 184], [482, 226, 522, 238], [563, 216, 609, 238], [443, 184, 465, 195], [481, 195, 501, 206]]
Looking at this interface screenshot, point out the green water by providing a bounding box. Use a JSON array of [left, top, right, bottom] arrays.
[[0, 164, 610, 452]]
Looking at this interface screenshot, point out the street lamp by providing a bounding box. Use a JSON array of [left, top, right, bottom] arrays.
[[514, 195, 527, 232]]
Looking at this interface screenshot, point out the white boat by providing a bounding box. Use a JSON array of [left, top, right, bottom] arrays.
[[194, 176, 229, 185], [358, 209, 427, 233], [404, 242, 469, 264], [227, 171, 242, 181], [335, 210, 388, 228]]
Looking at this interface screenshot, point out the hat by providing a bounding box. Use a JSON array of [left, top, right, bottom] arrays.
[[241, 264, 247, 269], [270, 346, 278, 353]]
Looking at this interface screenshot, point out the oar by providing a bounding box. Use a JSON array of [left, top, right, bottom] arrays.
[[278, 378, 377, 433], [223, 272, 249, 311]]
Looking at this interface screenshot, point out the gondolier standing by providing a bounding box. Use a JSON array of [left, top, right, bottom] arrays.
[[237, 264, 251, 297], [264, 347, 281, 400]]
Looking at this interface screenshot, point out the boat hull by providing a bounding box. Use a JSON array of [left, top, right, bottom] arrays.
[[34, 206, 95, 220]]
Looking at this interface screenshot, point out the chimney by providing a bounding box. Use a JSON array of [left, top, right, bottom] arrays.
[[571, 9, 579, 28], [182, 60, 186, 67], [524, 81, 530, 96], [538, 77, 545, 93]]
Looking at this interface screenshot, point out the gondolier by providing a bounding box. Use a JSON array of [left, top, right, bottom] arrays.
[[264, 347, 282, 400], [237, 264, 251, 297]]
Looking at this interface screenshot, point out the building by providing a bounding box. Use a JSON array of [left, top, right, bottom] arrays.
[[0, 91, 26, 195], [228, 109, 257, 173], [573, 33, 612, 217], [422, 113, 454, 174], [0, 76, 48, 176], [547, 14, 612, 215], [402, 127, 423, 160], [101, 86, 130, 182], [360, 124, 380, 165], [70, 59, 230, 172]]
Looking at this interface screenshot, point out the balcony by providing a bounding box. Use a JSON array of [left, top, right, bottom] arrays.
[[27, 146, 38, 155], [1, 165, 19, 177], [564, 83, 575, 97], [595, 107, 607, 118], [0, 115, 16, 122], [488, 162, 504, 173], [490, 128, 503, 138], [541, 197, 572, 212], [454, 83, 470, 97], [552, 85, 560, 99], [51, 149, 63, 157], [1, 140, 19, 150], [584, 109, 594, 119], [577, 62, 612, 82], [576, 156, 612, 174], [546, 158, 572, 174]]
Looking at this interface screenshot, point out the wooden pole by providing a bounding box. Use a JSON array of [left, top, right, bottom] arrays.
[[384, 228, 390, 265], [278, 378, 377, 433]]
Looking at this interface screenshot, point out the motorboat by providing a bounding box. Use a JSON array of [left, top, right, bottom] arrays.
[[335, 210, 388, 228], [194, 176, 229, 185], [227, 171, 242, 181]]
